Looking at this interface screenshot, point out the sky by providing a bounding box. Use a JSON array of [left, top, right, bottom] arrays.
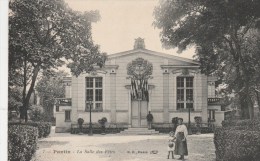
[[65, 0, 195, 59]]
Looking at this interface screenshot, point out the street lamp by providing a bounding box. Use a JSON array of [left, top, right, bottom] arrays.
[[187, 96, 192, 135], [88, 98, 93, 136], [188, 106, 192, 135]]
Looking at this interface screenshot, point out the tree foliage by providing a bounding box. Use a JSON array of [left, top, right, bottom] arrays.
[[154, 0, 260, 119], [35, 70, 67, 118], [9, 0, 107, 121]]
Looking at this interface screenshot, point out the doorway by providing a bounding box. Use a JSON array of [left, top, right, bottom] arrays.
[[131, 100, 148, 127]]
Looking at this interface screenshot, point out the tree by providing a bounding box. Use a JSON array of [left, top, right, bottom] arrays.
[[8, 86, 23, 119], [9, 0, 107, 122], [35, 70, 67, 120], [154, 0, 260, 119]]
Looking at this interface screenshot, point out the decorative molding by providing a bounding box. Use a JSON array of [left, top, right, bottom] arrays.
[[182, 69, 189, 75], [88, 70, 107, 76], [127, 57, 153, 80], [172, 69, 200, 75], [134, 37, 145, 49], [163, 68, 169, 74], [103, 110, 111, 112], [108, 49, 200, 66], [161, 65, 200, 69], [116, 110, 128, 112], [168, 109, 202, 113], [151, 109, 164, 112], [103, 65, 119, 69]]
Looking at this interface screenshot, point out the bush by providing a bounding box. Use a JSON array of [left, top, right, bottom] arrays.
[[8, 125, 38, 161], [222, 119, 260, 131], [215, 119, 260, 161], [214, 128, 260, 161], [9, 121, 52, 138]]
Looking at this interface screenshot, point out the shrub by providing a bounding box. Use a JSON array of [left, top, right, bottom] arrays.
[[215, 119, 260, 161], [78, 118, 84, 125], [222, 119, 260, 131], [77, 118, 84, 133], [214, 128, 260, 161], [9, 121, 52, 138], [98, 117, 107, 133], [98, 117, 107, 126], [8, 125, 38, 161]]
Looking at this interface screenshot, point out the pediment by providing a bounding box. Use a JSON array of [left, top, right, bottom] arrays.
[[107, 49, 200, 67]]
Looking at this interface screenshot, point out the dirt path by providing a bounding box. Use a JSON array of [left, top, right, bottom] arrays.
[[32, 127, 215, 161]]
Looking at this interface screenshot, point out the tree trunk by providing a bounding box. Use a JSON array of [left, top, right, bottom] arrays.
[[256, 91, 260, 114], [239, 94, 249, 119], [245, 86, 254, 119], [22, 58, 27, 121], [22, 65, 40, 122]]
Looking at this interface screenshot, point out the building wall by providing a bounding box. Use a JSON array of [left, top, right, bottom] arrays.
[[55, 112, 71, 132], [215, 111, 225, 126], [57, 50, 213, 132], [65, 86, 71, 98]]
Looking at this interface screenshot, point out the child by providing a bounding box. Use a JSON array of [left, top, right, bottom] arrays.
[[167, 131, 176, 159]]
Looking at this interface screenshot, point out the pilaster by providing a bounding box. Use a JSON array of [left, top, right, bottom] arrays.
[[110, 73, 116, 123], [163, 72, 169, 123]]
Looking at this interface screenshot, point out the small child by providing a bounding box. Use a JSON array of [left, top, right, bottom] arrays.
[[167, 131, 176, 159]]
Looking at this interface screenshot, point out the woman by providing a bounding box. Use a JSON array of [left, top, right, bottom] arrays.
[[174, 118, 188, 160]]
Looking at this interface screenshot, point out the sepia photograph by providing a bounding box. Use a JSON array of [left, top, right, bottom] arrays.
[[1, 0, 260, 160]]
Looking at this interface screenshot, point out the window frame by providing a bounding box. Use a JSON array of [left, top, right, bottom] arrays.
[[65, 110, 71, 122], [176, 76, 194, 110], [85, 77, 103, 112]]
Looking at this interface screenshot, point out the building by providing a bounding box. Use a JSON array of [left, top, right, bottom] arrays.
[[55, 38, 224, 133]]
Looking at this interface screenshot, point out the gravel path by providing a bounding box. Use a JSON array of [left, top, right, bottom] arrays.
[[32, 127, 216, 161]]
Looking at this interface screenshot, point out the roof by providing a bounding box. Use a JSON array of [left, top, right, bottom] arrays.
[[107, 48, 200, 66]]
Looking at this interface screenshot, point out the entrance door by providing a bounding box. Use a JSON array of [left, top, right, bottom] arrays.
[[131, 101, 148, 127]]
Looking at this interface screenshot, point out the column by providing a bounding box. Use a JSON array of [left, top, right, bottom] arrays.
[[71, 76, 78, 123], [163, 72, 169, 123], [110, 73, 116, 123], [128, 89, 132, 127], [201, 74, 208, 123]]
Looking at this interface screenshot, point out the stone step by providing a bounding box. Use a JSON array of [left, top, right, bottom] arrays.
[[126, 128, 154, 131], [120, 131, 159, 135], [120, 128, 160, 135], [120, 132, 159, 135]]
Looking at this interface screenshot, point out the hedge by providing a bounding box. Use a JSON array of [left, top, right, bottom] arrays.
[[8, 125, 38, 161], [9, 121, 52, 138], [214, 128, 260, 161], [71, 123, 128, 134], [222, 119, 260, 131], [214, 119, 260, 161]]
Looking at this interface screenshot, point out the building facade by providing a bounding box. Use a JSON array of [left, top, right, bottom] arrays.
[[55, 39, 224, 132]]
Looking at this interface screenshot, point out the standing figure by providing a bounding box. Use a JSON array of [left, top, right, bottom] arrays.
[[167, 131, 176, 159], [146, 111, 153, 129], [175, 118, 188, 160]]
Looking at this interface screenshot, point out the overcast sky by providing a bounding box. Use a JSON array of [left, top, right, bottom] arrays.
[[65, 0, 195, 59]]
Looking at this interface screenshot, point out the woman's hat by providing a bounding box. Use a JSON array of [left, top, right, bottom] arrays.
[[178, 118, 183, 121]]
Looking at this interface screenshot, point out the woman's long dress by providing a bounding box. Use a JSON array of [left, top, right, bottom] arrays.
[[174, 124, 188, 155]]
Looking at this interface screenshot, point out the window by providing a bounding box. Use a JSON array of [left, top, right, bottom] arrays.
[[65, 110, 71, 121], [208, 110, 215, 122], [176, 77, 194, 110], [85, 77, 103, 112], [56, 105, 59, 112]]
